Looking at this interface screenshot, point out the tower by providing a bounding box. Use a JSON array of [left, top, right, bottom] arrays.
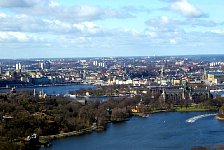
[[93, 60, 98, 66], [0, 66, 3, 75], [160, 67, 164, 78], [40, 62, 44, 70], [16, 63, 22, 72], [33, 89, 36, 96], [202, 68, 207, 80]]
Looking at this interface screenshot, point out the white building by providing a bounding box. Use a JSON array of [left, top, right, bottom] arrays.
[[16, 63, 22, 71]]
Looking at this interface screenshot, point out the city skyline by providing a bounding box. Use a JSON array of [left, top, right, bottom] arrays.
[[0, 0, 224, 58]]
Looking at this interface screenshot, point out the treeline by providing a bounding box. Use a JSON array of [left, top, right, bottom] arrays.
[[72, 85, 224, 109], [70, 85, 131, 96], [0, 80, 30, 87], [0, 91, 141, 149]]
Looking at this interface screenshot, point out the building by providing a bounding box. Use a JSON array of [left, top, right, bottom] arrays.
[[172, 78, 181, 86], [190, 88, 211, 103], [45, 61, 51, 70], [40, 61, 51, 70], [207, 72, 224, 84], [163, 88, 185, 104], [163, 87, 211, 104], [93, 60, 98, 66], [16, 63, 22, 71], [0, 66, 3, 75]]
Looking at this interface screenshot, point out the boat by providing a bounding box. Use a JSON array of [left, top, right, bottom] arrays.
[[141, 114, 150, 118]]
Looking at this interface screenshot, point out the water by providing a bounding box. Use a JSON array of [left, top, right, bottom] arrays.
[[42, 112, 224, 150], [185, 113, 216, 123], [0, 84, 94, 95], [0, 84, 120, 101]]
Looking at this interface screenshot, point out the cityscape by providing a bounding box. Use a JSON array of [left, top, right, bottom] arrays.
[[1, 0, 224, 150], [1, 55, 224, 149], [1, 55, 224, 87]]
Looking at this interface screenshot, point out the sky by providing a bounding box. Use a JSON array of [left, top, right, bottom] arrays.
[[0, 0, 223, 58]]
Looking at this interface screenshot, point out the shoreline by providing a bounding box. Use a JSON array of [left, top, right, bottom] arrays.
[[0, 83, 88, 90], [216, 113, 224, 121], [216, 115, 224, 121], [0, 83, 94, 94], [40, 108, 218, 143], [39, 126, 105, 142]]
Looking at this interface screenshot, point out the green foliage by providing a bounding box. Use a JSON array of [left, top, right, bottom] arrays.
[[0, 91, 142, 146]]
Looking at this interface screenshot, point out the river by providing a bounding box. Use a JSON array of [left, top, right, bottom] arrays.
[[41, 111, 224, 150], [0, 84, 94, 95], [0, 84, 119, 101]]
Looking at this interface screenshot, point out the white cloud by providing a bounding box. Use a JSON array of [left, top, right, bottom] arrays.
[[0, 0, 42, 7], [0, 31, 30, 42], [145, 15, 221, 31], [210, 29, 224, 34], [0, 0, 223, 58], [73, 22, 101, 34], [43, 19, 73, 32], [170, 0, 206, 18], [187, 19, 220, 27], [74, 5, 101, 19], [0, 14, 44, 32], [145, 30, 157, 38], [1, 1, 134, 22], [49, 1, 59, 8], [0, 13, 7, 18], [160, 16, 169, 24], [145, 16, 181, 30], [169, 39, 177, 44], [0, 12, 102, 34]]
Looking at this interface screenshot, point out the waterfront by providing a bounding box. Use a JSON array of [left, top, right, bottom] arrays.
[[0, 84, 94, 95], [42, 111, 224, 150]]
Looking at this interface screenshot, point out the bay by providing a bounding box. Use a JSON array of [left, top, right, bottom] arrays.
[[42, 111, 224, 150], [0, 84, 94, 95]]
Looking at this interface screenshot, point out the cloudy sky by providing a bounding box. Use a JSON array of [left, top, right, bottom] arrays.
[[0, 0, 223, 58]]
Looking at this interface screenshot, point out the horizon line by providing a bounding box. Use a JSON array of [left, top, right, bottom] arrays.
[[0, 53, 224, 60]]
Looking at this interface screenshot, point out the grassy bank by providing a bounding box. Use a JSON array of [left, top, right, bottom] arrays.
[[173, 106, 218, 112]]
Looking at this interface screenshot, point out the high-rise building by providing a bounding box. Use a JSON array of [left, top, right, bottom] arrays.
[[40, 62, 44, 70], [93, 60, 98, 66], [45, 61, 51, 70], [0, 66, 3, 75], [16, 63, 22, 71], [98, 62, 105, 67], [21, 65, 26, 72], [40, 61, 51, 70]]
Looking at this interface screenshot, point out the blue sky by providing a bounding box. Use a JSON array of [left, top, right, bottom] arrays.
[[0, 0, 223, 58]]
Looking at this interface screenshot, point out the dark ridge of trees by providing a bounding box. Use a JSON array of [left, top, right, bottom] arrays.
[[0, 91, 144, 149]]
